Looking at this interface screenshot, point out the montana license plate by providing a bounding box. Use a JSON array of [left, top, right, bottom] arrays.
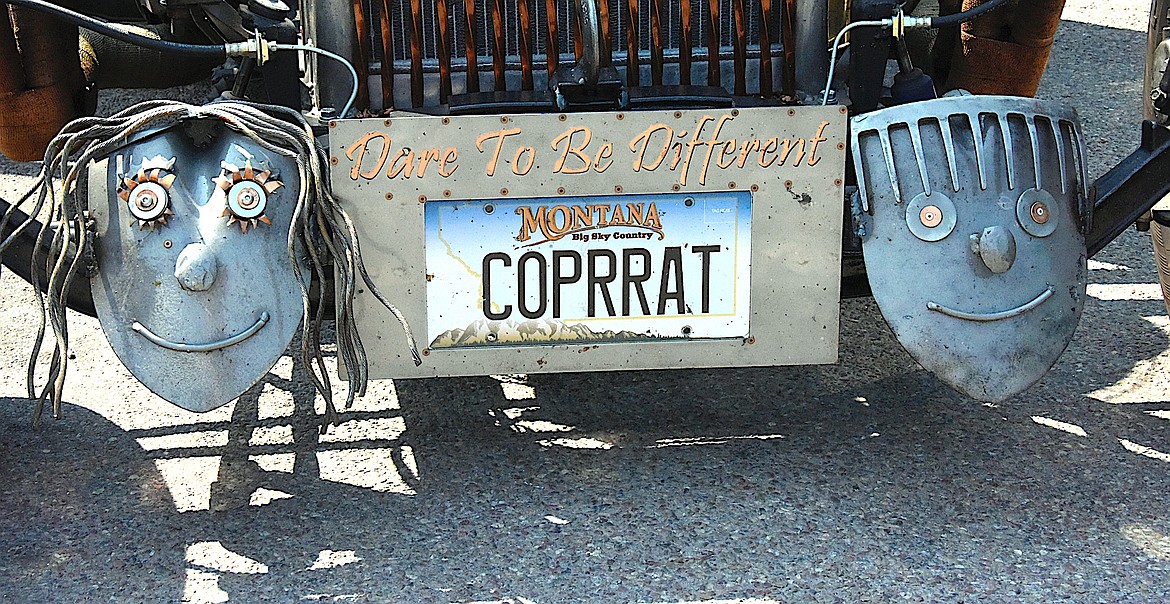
[[425, 191, 752, 348], [330, 106, 847, 378]]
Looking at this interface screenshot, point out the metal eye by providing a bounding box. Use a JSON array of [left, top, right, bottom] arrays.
[[213, 159, 283, 234], [906, 192, 957, 242], [117, 156, 176, 230], [1017, 189, 1057, 238]]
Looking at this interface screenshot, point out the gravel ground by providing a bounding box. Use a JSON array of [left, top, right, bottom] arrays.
[[3, 2, 1170, 603]]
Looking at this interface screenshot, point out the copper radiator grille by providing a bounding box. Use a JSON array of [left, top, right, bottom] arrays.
[[356, 0, 792, 110]]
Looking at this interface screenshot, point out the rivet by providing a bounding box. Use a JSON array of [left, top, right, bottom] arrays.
[[616, 113, 625, 120], [418, 195, 427, 203], [500, 188, 509, 195], [615, 185, 624, 193], [442, 117, 450, 125], [728, 181, 736, 189], [784, 180, 793, 189], [920, 205, 943, 228], [837, 142, 846, 151], [421, 349, 430, 357], [750, 184, 759, 192], [500, 116, 509, 124], [385, 193, 394, 200], [329, 157, 338, 165], [787, 109, 796, 116], [163, 240, 173, 249], [674, 111, 682, 119], [384, 119, 392, 126], [443, 189, 452, 198], [559, 114, 567, 122], [747, 336, 757, 344], [1030, 201, 1050, 224], [731, 109, 740, 117], [557, 187, 566, 195], [839, 106, 848, 114], [833, 179, 843, 187], [329, 120, 337, 128], [671, 184, 681, 191]]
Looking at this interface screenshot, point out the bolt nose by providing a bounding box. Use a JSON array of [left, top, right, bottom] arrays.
[[175, 243, 218, 292], [969, 226, 1017, 274]]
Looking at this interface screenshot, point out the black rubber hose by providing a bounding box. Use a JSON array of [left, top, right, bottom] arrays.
[[2, 0, 227, 59], [932, 0, 1013, 27], [0, 198, 96, 318]]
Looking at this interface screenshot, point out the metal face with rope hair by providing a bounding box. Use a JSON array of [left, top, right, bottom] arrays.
[[0, 100, 419, 428]]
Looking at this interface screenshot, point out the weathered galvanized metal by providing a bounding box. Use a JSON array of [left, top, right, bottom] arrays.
[[330, 105, 847, 378], [851, 95, 1089, 403], [88, 126, 308, 412]]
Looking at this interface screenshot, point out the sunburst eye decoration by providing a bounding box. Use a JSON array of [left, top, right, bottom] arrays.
[[213, 159, 284, 234], [117, 156, 176, 230]]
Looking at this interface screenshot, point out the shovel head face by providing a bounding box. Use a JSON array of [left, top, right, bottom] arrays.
[[89, 125, 307, 412], [851, 96, 1089, 402]]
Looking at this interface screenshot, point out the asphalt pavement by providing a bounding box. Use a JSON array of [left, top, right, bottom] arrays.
[[3, 1, 1170, 602]]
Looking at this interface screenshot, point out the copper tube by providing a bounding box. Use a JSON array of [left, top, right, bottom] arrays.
[[518, 0, 534, 89], [544, 0, 559, 77], [463, 0, 480, 93], [732, 0, 747, 95], [437, 0, 452, 103], [759, 0, 774, 97], [377, 0, 395, 108], [408, 0, 424, 107], [781, 0, 797, 99], [351, 0, 371, 109], [625, 0, 639, 86], [490, 0, 506, 90], [679, 0, 693, 85], [649, 0, 664, 85], [706, 0, 721, 86]]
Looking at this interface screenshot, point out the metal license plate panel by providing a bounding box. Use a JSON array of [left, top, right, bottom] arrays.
[[329, 106, 847, 378], [425, 191, 752, 348]]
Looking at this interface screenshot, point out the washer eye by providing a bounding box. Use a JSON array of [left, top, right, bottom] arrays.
[[906, 192, 957, 242], [117, 159, 176, 229], [213, 160, 284, 234], [1017, 189, 1058, 237]]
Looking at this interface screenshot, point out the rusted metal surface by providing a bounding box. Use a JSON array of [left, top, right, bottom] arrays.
[[706, 0, 721, 86], [599, 0, 611, 67], [408, 0, 424, 107], [518, 0, 534, 90], [463, 0, 480, 93], [376, 0, 395, 108], [649, 0, 664, 85], [679, 0, 693, 85], [626, 0, 639, 86], [437, 0, 453, 103], [351, 0, 372, 109], [490, 0, 506, 90], [733, 0, 747, 96], [759, 0, 774, 97]]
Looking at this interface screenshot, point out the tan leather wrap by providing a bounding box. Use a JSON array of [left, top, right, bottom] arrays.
[[934, 0, 1067, 97]]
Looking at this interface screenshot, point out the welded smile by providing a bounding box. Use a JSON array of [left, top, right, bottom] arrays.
[[132, 311, 270, 352], [926, 287, 1054, 323]]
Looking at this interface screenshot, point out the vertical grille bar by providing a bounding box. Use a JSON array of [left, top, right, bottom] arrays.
[[732, 0, 746, 95], [543, 0, 559, 77], [490, 0, 506, 90], [462, 0, 480, 93], [679, 0, 692, 85], [782, 0, 796, 99], [377, 0, 395, 108], [706, 0, 720, 86], [759, 0, 773, 97], [518, 0, 534, 89], [437, 0, 452, 103], [573, 5, 582, 59], [351, 0, 372, 109], [408, 0, 424, 107], [625, 0, 639, 86], [649, 0, 664, 85], [599, 0, 611, 66]]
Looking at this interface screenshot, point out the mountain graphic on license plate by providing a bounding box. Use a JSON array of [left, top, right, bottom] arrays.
[[425, 191, 752, 348]]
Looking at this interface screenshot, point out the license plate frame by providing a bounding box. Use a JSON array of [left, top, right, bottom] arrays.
[[329, 106, 847, 378]]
